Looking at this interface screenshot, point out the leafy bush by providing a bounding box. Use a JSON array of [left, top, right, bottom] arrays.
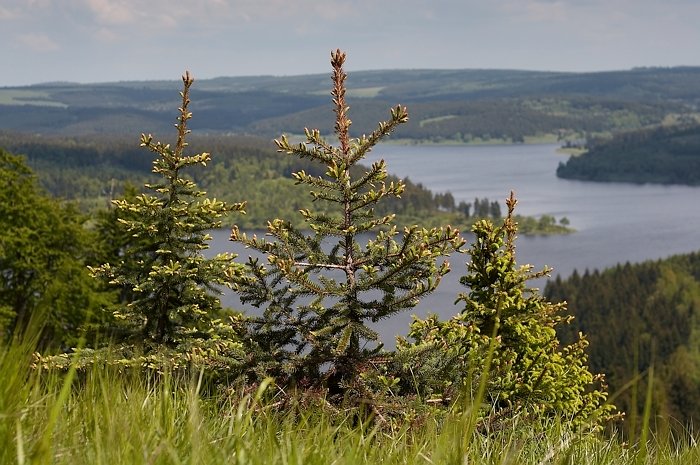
[[0, 149, 112, 348]]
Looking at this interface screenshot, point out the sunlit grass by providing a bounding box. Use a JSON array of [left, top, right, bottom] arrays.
[[2, 335, 700, 465]]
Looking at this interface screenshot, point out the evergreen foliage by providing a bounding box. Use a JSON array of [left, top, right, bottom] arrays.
[[399, 192, 611, 426], [231, 50, 464, 394], [557, 123, 700, 185], [87, 73, 248, 370], [545, 253, 700, 435]]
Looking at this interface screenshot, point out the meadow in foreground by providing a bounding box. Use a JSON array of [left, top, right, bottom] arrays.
[[2, 336, 700, 465]]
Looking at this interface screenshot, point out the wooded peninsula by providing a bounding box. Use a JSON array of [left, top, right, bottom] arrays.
[[557, 123, 700, 185]]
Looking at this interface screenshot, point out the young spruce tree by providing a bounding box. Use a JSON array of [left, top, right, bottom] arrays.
[[232, 50, 464, 394], [400, 192, 612, 426], [88, 73, 248, 369]]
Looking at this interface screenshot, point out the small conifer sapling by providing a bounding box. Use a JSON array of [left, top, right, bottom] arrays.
[[88, 72, 248, 369], [232, 50, 465, 394], [401, 192, 612, 426]]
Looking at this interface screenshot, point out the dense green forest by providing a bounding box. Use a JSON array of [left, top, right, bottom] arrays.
[[0, 131, 571, 234], [2, 67, 698, 141], [557, 123, 700, 185], [545, 252, 700, 433]]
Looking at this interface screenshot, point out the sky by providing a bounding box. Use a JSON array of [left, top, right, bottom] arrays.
[[2, 0, 700, 87]]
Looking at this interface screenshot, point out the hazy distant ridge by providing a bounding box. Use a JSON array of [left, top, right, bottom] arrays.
[[2, 67, 699, 139]]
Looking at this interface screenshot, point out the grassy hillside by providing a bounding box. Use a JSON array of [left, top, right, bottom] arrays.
[[4, 338, 698, 465]]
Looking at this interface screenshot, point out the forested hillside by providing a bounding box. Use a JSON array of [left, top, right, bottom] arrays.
[[248, 97, 677, 144], [545, 252, 700, 432], [556, 123, 700, 185], [0, 131, 570, 234], [1, 67, 698, 141]]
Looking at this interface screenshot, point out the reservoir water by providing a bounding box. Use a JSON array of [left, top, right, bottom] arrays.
[[208, 143, 700, 345]]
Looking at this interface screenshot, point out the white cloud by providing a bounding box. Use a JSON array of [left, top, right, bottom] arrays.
[[498, 0, 570, 22], [82, 0, 136, 25], [94, 27, 119, 42], [0, 6, 18, 20], [16, 33, 60, 52]]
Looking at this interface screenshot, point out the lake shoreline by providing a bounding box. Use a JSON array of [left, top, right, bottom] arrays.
[[209, 143, 700, 344]]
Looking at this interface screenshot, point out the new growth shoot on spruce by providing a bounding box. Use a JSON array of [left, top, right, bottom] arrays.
[[231, 50, 465, 393]]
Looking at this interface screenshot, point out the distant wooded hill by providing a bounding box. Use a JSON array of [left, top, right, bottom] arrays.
[[557, 123, 700, 185], [2, 67, 700, 141]]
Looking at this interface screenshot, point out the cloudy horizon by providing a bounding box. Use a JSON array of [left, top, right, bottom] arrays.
[[2, 0, 700, 87]]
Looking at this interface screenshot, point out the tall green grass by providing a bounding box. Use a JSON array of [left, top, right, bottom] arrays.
[[2, 335, 699, 464]]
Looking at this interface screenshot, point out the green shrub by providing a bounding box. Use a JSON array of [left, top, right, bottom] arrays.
[[0, 149, 112, 348]]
